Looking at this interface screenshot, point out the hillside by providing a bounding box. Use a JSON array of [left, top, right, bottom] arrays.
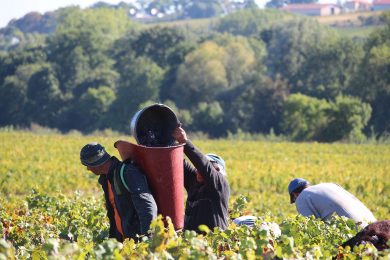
[[1, 7, 389, 141], [1, 7, 385, 36], [315, 11, 385, 35], [315, 10, 384, 26]]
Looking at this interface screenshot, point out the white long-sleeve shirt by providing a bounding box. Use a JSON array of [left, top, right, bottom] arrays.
[[295, 183, 376, 226]]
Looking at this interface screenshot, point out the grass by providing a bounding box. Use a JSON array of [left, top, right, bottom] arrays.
[[315, 11, 384, 25], [334, 25, 384, 37], [1, 131, 389, 220], [146, 10, 385, 39]]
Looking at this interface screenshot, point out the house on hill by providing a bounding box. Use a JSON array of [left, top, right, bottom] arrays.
[[372, 0, 390, 10], [344, 0, 372, 12], [280, 3, 341, 16]]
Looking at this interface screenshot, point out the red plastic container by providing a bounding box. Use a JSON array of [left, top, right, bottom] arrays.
[[114, 140, 185, 230]]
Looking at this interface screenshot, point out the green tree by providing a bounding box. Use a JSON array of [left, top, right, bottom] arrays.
[[26, 65, 63, 127], [172, 36, 264, 108], [109, 56, 164, 132], [322, 96, 372, 142], [123, 26, 194, 102], [159, 41, 195, 101], [349, 13, 390, 136], [0, 47, 46, 86], [47, 7, 130, 94], [226, 75, 290, 134], [281, 94, 330, 141], [266, 0, 287, 8], [0, 63, 44, 126], [211, 34, 264, 88], [282, 94, 372, 142], [163, 99, 193, 127], [266, 18, 337, 84], [172, 41, 228, 107], [184, 0, 223, 18], [5, 11, 58, 34], [0, 76, 28, 126], [73, 86, 116, 132], [216, 9, 291, 37], [294, 38, 364, 99], [0, 27, 45, 52], [130, 26, 187, 68], [242, 0, 258, 9], [72, 66, 119, 98], [192, 101, 224, 136]]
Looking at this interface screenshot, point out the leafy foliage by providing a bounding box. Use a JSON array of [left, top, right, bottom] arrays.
[[282, 93, 331, 141], [216, 9, 292, 37], [0, 131, 389, 258], [282, 94, 372, 142], [0, 7, 389, 140]]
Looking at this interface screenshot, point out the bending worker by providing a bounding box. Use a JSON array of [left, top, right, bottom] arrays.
[[80, 142, 157, 242], [173, 126, 230, 232], [288, 178, 376, 227]]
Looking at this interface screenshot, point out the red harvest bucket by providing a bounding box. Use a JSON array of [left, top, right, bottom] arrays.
[[114, 140, 185, 230]]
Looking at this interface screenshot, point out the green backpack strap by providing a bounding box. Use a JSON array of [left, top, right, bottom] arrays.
[[120, 164, 130, 192], [113, 163, 130, 195]]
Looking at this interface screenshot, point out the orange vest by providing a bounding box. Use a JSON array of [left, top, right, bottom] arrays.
[[107, 180, 124, 238]]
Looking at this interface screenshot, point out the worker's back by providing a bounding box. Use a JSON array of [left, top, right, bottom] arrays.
[[296, 183, 376, 226]]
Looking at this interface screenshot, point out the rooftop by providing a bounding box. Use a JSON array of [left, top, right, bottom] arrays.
[[280, 3, 338, 10], [373, 0, 390, 4]]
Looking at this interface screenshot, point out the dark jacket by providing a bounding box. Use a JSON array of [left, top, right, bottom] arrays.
[[98, 156, 157, 242], [183, 140, 230, 232]]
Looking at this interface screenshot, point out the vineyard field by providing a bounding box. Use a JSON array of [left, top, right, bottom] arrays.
[[0, 131, 389, 258]]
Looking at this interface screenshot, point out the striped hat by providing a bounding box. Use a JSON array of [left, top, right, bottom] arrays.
[[233, 216, 257, 227], [80, 142, 110, 167]]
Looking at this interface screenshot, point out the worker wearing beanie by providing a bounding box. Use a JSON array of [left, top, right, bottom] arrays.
[[80, 142, 157, 242]]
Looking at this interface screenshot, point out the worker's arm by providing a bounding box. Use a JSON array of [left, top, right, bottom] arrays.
[[173, 126, 205, 189], [183, 140, 226, 189], [183, 159, 197, 191], [131, 192, 158, 234], [123, 165, 158, 235], [173, 126, 225, 189]]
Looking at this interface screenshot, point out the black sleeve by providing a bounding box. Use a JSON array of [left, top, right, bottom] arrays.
[[183, 140, 225, 190], [184, 159, 197, 191], [131, 193, 157, 235], [123, 164, 158, 234]]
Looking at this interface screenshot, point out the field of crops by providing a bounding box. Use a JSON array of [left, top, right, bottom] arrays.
[[0, 130, 389, 258]]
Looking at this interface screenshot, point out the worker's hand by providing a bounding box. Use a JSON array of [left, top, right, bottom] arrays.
[[173, 126, 188, 144]]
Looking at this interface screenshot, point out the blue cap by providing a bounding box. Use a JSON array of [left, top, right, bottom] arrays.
[[288, 177, 309, 193], [206, 153, 225, 172], [80, 142, 111, 167], [288, 178, 309, 203]]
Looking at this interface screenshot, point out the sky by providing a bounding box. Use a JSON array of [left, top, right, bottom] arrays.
[[0, 0, 268, 28]]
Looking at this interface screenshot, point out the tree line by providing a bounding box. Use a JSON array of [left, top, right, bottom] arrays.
[[0, 7, 389, 142]]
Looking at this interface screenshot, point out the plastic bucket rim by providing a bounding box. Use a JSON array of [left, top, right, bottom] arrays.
[[130, 103, 179, 145]]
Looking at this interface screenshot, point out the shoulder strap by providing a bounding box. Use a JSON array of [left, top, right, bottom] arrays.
[[120, 164, 130, 192], [113, 163, 129, 195]]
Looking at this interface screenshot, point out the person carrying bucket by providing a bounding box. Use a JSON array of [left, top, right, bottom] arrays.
[[79, 142, 157, 242], [173, 126, 230, 233]]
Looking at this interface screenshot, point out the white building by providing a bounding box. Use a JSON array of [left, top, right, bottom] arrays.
[[280, 3, 342, 16], [372, 0, 390, 10], [344, 0, 372, 12]]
